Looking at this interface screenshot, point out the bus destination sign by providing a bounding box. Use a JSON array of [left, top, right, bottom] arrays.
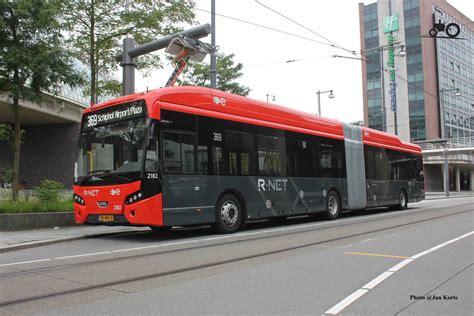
[[82, 100, 147, 130]]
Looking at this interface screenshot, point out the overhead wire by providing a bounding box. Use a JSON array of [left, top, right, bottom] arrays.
[[254, 0, 357, 54], [357, 51, 437, 98], [194, 7, 334, 48], [198, 2, 441, 100], [246, 55, 331, 68], [253, 1, 439, 99]]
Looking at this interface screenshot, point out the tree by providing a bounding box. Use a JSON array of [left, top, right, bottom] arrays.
[[0, 0, 82, 200], [180, 53, 250, 96], [62, 0, 195, 105], [0, 123, 25, 148]]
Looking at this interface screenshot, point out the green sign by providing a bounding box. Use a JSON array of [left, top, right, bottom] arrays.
[[383, 15, 399, 33]]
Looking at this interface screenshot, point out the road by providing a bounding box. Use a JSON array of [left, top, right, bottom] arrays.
[[0, 197, 472, 315]]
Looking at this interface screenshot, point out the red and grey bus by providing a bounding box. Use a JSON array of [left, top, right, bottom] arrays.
[[73, 86, 424, 233]]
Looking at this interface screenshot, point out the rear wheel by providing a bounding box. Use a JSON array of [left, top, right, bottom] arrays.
[[390, 190, 408, 210], [323, 191, 341, 220], [398, 190, 408, 210], [214, 194, 242, 234]]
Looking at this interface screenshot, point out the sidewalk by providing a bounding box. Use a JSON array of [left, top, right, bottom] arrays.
[[1, 192, 472, 253], [425, 191, 474, 200]]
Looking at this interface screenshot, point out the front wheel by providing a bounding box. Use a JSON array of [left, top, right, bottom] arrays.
[[323, 191, 341, 220], [214, 194, 243, 234]]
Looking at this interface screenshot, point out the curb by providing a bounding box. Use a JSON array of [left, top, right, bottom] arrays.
[[426, 195, 474, 200], [0, 229, 148, 253], [0, 212, 75, 231]]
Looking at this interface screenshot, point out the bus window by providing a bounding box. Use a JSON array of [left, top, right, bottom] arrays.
[[364, 146, 389, 180], [181, 134, 195, 174], [319, 139, 345, 178], [163, 132, 196, 174], [144, 122, 159, 172], [258, 135, 286, 176], [388, 150, 411, 180], [224, 130, 255, 176], [288, 138, 313, 177], [163, 132, 181, 173]]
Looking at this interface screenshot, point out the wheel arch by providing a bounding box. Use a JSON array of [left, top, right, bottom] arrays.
[[399, 185, 408, 198], [326, 185, 344, 209], [215, 188, 248, 222]]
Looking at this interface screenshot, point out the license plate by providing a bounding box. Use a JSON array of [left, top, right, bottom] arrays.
[[98, 215, 114, 222]]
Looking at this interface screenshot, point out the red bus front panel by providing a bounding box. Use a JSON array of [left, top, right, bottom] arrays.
[[73, 181, 163, 226]]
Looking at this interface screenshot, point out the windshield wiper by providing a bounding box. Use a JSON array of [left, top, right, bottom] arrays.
[[79, 169, 112, 185], [99, 173, 133, 182]]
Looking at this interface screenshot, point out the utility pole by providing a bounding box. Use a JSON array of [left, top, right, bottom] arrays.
[[116, 24, 211, 95], [210, 0, 217, 88]]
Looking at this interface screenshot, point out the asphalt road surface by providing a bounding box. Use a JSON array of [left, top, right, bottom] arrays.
[[0, 197, 472, 315]]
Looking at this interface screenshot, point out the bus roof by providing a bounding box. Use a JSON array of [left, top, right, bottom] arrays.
[[88, 86, 421, 154]]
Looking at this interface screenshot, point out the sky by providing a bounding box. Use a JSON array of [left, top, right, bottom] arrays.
[[135, 0, 473, 124]]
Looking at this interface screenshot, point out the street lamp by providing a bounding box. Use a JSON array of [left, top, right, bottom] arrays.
[[397, 45, 406, 57], [316, 90, 335, 116], [266, 94, 276, 102]]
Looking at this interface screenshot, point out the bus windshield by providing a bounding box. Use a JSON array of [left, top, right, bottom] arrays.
[[74, 118, 156, 185]]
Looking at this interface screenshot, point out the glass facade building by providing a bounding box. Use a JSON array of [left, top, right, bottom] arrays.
[[359, 0, 473, 145], [435, 7, 473, 145]]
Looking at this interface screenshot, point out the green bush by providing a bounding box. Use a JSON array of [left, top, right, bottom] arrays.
[[34, 179, 65, 203], [0, 164, 13, 183], [0, 200, 73, 214]]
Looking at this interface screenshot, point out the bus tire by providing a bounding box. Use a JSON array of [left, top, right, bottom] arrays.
[[397, 189, 408, 210], [323, 190, 341, 220], [149, 226, 170, 233], [214, 193, 242, 234]]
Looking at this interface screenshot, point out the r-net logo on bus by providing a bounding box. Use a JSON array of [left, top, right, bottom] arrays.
[[258, 178, 288, 192]]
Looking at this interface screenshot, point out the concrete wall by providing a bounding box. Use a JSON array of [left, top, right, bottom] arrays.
[[0, 123, 80, 189]]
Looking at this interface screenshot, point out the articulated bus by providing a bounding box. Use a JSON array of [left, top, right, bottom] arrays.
[[74, 86, 424, 233]]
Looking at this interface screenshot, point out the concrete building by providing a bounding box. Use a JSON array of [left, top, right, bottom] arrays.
[[359, 0, 473, 192], [0, 91, 86, 191]]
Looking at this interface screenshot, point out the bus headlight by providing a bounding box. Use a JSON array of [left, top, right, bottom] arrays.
[[125, 191, 143, 205], [74, 194, 86, 205]]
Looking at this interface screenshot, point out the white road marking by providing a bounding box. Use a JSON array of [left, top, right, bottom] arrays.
[[325, 231, 474, 315], [361, 271, 393, 290], [325, 289, 369, 315], [0, 258, 51, 267], [388, 258, 414, 272], [112, 245, 159, 253], [0, 206, 470, 268], [54, 251, 111, 260]]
